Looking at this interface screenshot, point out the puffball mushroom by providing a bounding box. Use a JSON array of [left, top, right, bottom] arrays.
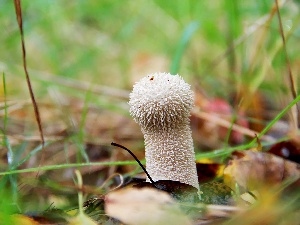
[[129, 72, 199, 190]]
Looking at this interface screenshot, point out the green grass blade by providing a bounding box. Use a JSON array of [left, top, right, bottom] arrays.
[[0, 160, 140, 176], [250, 94, 300, 144], [170, 21, 199, 74]]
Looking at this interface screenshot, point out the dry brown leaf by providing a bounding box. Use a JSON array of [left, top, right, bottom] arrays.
[[105, 187, 192, 225], [224, 150, 300, 191]]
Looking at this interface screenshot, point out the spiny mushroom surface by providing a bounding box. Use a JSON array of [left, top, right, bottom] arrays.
[[129, 72, 199, 190]]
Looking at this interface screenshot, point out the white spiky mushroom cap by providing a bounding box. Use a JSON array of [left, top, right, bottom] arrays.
[[129, 72, 194, 131]]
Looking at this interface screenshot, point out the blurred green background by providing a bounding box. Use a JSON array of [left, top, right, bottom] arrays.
[[1, 0, 299, 99]]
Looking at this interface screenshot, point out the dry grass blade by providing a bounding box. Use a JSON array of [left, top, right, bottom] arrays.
[[204, 15, 270, 73], [204, 0, 288, 73], [31, 69, 130, 99], [275, 0, 299, 128], [13, 0, 44, 145], [192, 108, 275, 142]]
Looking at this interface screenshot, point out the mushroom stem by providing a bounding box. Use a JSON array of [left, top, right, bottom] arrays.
[[144, 125, 199, 189], [129, 72, 199, 190]]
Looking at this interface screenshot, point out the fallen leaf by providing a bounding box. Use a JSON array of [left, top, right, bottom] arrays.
[[224, 150, 300, 191], [196, 160, 225, 183], [268, 138, 300, 164], [105, 187, 192, 225]]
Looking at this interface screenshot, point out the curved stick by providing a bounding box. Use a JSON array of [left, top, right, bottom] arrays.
[[111, 142, 155, 184]]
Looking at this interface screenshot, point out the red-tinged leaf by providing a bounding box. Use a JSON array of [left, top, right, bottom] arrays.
[[196, 161, 224, 183], [192, 92, 249, 148], [268, 140, 300, 164]]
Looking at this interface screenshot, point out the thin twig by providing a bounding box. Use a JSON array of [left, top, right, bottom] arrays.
[[275, 0, 299, 128], [111, 142, 155, 184], [31, 69, 130, 99], [13, 0, 44, 145], [192, 108, 275, 142]]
